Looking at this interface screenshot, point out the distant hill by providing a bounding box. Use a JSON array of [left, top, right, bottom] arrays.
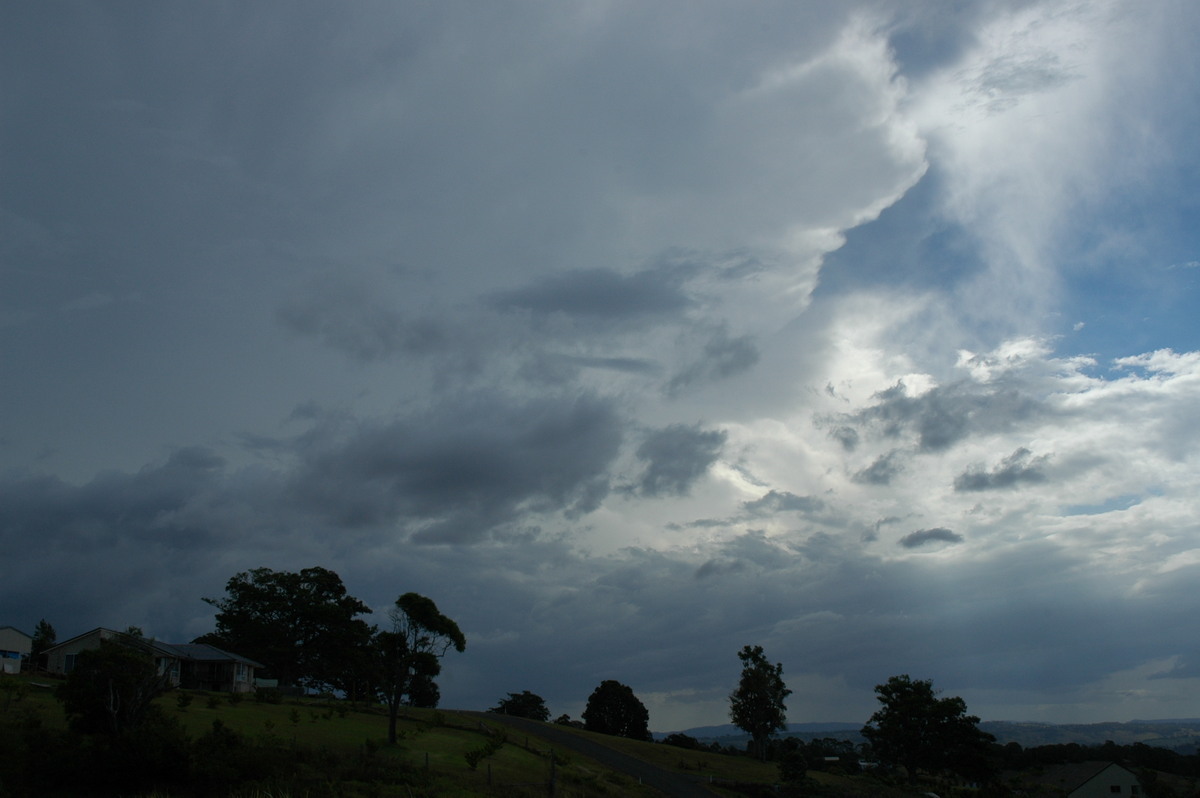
[[656, 721, 863, 744], [980, 719, 1200, 751], [659, 719, 1200, 753]]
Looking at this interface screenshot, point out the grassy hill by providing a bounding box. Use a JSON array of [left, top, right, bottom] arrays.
[[0, 675, 957, 797]]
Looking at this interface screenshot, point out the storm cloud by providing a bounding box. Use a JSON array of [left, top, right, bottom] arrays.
[[287, 393, 624, 542], [4, 0, 1200, 733], [631, 423, 727, 498]]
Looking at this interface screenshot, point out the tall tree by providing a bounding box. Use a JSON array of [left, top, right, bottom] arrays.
[[729, 644, 792, 760], [490, 690, 550, 721], [372, 592, 465, 745], [197, 566, 373, 689], [30, 618, 56, 671], [861, 674, 994, 783], [582, 680, 651, 741]]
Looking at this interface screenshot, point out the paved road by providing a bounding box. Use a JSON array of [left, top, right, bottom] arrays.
[[456, 712, 721, 798]]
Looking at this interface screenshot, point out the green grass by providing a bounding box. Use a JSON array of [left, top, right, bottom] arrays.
[[165, 693, 665, 796]]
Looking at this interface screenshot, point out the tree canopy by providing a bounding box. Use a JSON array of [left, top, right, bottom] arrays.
[[372, 592, 466, 744], [861, 674, 995, 782], [582, 680, 650, 741], [490, 690, 550, 721], [729, 644, 792, 760], [197, 566, 373, 689]]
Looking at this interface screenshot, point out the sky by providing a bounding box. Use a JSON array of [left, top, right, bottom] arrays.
[[3, 0, 1200, 733]]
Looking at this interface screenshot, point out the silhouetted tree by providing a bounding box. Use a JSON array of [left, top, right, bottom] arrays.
[[583, 680, 650, 741], [30, 618, 55, 671], [57, 639, 173, 734], [490, 690, 550, 721], [729, 644, 791, 760], [197, 566, 373, 689], [372, 592, 465, 744], [861, 674, 994, 783]]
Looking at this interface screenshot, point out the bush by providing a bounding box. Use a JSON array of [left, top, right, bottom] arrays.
[[58, 641, 173, 734], [255, 687, 283, 704], [779, 749, 808, 783]]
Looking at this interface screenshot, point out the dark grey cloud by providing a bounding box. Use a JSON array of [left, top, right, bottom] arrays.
[[695, 558, 747, 580], [630, 423, 726, 498], [742, 490, 825, 516], [899, 527, 964, 548], [517, 353, 663, 387], [954, 447, 1049, 492], [0, 447, 225, 548], [853, 450, 904, 485], [277, 279, 447, 362], [830, 426, 860, 451], [488, 266, 692, 322], [288, 393, 623, 543], [834, 377, 1047, 452], [0, 447, 289, 641], [666, 328, 760, 395]]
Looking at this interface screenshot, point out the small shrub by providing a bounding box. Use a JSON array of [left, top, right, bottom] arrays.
[[176, 692, 193, 711], [463, 748, 486, 770], [227, 691, 243, 706], [206, 695, 221, 709], [255, 688, 283, 704]]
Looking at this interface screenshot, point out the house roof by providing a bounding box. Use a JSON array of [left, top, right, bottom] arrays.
[[1027, 761, 1140, 794], [40, 627, 130, 655], [0, 626, 32, 639], [40, 628, 262, 668], [166, 643, 264, 668]]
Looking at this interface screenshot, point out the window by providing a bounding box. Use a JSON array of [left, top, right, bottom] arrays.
[[64, 653, 77, 673], [1110, 786, 1122, 793]]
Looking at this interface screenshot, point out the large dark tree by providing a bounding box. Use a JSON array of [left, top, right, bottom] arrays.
[[372, 592, 465, 745], [57, 639, 174, 734], [861, 674, 994, 783], [729, 644, 792, 760], [490, 690, 550, 721], [582, 680, 650, 741], [197, 566, 373, 689]]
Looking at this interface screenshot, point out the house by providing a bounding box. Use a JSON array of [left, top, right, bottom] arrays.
[[0, 626, 32, 674], [1020, 761, 1144, 797], [41, 628, 262, 693], [42, 628, 179, 683], [170, 643, 261, 693]]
